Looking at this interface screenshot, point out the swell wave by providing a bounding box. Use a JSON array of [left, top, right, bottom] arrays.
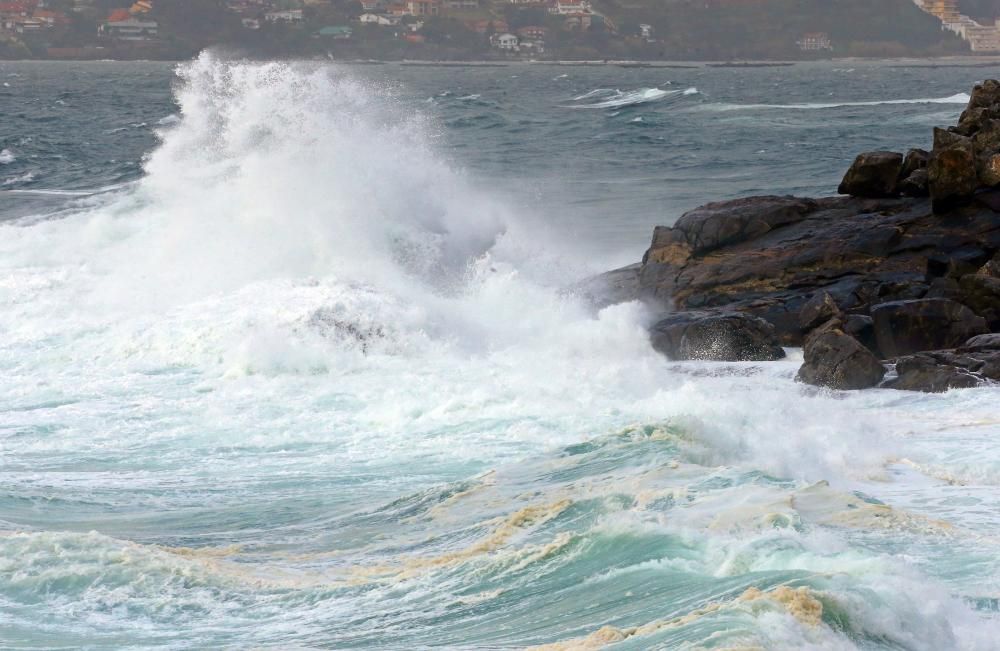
[[706, 92, 970, 111]]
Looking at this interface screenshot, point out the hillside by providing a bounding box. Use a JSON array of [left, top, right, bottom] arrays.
[[0, 0, 981, 61], [602, 0, 970, 59]]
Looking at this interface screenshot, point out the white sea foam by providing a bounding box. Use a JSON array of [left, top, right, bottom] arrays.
[[0, 148, 15, 164]]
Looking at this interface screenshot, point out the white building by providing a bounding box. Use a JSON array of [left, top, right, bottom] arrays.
[[492, 32, 518, 50], [358, 13, 396, 25], [265, 9, 303, 22], [99, 18, 159, 40], [549, 0, 591, 15], [797, 32, 832, 51]]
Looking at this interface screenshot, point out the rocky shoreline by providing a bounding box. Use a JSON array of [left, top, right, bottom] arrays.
[[585, 80, 1000, 393]]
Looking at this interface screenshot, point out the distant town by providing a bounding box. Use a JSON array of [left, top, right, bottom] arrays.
[[1, 0, 999, 61]]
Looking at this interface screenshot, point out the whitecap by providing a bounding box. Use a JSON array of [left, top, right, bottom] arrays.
[[0, 148, 14, 164], [566, 87, 699, 109], [707, 92, 971, 111], [2, 171, 34, 186]]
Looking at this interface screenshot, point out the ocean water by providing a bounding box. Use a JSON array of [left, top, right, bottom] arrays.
[[0, 54, 998, 650]]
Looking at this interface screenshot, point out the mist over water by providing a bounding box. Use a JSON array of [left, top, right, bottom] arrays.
[[1, 54, 999, 649]]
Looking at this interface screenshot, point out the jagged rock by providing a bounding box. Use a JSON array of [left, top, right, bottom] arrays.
[[957, 274, 1000, 329], [796, 326, 885, 390], [871, 298, 989, 358], [798, 292, 842, 332], [966, 79, 1000, 112], [670, 195, 816, 255], [636, 193, 1000, 342], [838, 151, 903, 198], [928, 128, 977, 212], [899, 168, 929, 197], [649, 311, 785, 362]]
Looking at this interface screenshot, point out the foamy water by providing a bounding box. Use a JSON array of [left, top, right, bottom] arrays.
[[0, 54, 998, 649]]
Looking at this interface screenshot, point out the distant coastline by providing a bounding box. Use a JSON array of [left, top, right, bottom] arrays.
[[5, 55, 1000, 67]]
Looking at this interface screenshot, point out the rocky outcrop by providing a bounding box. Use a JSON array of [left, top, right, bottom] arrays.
[[584, 80, 1000, 392], [649, 312, 785, 362], [797, 324, 885, 390], [871, 299, 988, 358]]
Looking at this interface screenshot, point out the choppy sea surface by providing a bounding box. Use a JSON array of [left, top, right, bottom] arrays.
[[1, 54, 999, 649]]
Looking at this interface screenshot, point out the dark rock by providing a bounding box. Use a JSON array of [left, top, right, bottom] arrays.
[[926, 277, 962, 301], [927, 246, 992, 279], [838, 151, 904, 198], [899, 169, 929, 197], [671, 195, 817, 255], [798, 292, 842, 332], [571, 263, 641, 309], [886, 353, 986, 392], [964, 332, 1000, 350], [928, 129, 977, 212], [957, 274, 1000, 329], [650, 311, 785, 362], [966, 79, 1000, 113], [871, 298, 989, 358], [844, 314, 878, 355], [980, 154, 1000, 187], [901, 148, 930, 178], [796, 326, 885, 390]]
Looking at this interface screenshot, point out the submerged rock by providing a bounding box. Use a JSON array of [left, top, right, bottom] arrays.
[[838, 151, 903, 198], [797, 325, 885, 390], [871, 298, 988, 358], [649, 311, 785, 362]]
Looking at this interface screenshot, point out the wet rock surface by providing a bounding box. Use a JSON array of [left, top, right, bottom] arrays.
[[649, 311, 786, 362], [797, 325, 886, 390]]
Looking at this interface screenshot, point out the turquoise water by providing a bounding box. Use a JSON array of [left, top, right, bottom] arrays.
[[0, 54, 998, 649]]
